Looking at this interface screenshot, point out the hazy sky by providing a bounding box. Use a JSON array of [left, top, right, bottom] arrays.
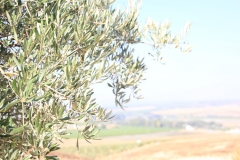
[[93, 0, 240, 109]]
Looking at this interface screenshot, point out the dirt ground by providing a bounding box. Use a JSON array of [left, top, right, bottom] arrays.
[[51, 131, 240, 160]]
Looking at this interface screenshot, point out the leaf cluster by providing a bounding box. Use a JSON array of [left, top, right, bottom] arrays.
[[0, 0, 191, 159]]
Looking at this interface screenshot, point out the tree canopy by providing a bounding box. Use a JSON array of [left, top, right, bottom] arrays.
[[0, 0, 191, 159]]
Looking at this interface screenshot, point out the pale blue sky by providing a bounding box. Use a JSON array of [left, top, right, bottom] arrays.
[[94, 0, 240, 109]]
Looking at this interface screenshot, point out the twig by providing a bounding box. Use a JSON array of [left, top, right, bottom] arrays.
[[43, 84, 69, 100]]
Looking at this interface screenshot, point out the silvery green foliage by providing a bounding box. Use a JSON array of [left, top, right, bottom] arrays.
[[0, 0, 191, 159]]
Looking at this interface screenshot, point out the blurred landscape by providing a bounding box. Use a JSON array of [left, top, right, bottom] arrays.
[[51, 102, 240, 160]]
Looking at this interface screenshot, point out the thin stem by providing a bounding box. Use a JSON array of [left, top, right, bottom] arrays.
[[21, 101, 24, 125], [43, 84, 69, 100]]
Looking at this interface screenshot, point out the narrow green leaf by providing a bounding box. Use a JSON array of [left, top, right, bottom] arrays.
[[96, 62, 103, 79], [12, 57, 21, 71], [76, 131, 79, 151], [60, 116, 70, 121], [10, 149, 18, 160], [2, 100, 20, 112], [6, 12, 12, 26], [105, 110, 112, 119], [10, 126, 25, 135], [38, 121, 43, 134], [13, 27, 18, 43], [107, 83, 113, 87], [58, 107, 64, 118], [35, 112, 40, 128], [38, 69, 46, 82], [22, 155, 32, 160], [30, 151, 39, 156], [83, 125, 91, 132], [24, 82, 34, 98], [64, 66, 70, 83], [0, 99, 5, 108]]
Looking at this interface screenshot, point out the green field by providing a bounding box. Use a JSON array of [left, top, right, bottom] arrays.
[[59, 125, 170, 159], [59, 141, 154, 159], [64, 125, 170, 139]]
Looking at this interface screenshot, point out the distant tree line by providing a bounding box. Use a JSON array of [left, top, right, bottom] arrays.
[[119, 116, 223, 130]]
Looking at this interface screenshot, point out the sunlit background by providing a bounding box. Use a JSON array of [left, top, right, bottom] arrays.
[[94, 0, 240, 108]]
